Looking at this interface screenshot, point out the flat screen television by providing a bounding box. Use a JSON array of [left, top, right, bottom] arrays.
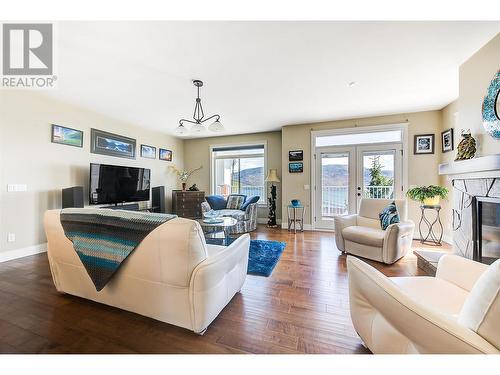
[[89, 163, 151, 205]]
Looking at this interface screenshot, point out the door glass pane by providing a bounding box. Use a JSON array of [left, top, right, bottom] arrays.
[[321, 153, 349, 217], [239, 157, 265, 203], [215, 158, 239, 196], [362, 151, 395, 199]]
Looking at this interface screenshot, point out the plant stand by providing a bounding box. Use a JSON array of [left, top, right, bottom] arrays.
[[418, 205, 443, 246]]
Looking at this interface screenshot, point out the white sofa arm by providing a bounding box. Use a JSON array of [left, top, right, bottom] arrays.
[[334, 214, 358, 252], [347, 256, 498, 353], [382, 220, 415, 264], [189, 234, 250, 333], [436, 254, 488, 292]]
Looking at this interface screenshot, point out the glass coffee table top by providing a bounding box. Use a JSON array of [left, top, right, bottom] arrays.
[[197, 217, 237, 246]]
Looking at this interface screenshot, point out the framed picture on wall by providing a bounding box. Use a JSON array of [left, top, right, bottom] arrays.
[[51, 124, 83, 148], [159, 148, 173, 161], [441, 128, 454, 153], [289, 162, 303, 173], [414, 134, 435, 154], [140, 144, 156, 159], [288, 150, 303, 161], [90, 128, 136, 159]]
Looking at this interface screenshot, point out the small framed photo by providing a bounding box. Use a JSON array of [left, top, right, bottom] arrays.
[[51, 124, 83, 148], [289, 162, 303, 173], [288, 150, 303, 161], [159, 148, 172, 161], [414, 134, 435, 154], [140, 144, 156, 159], [441, 128, 454, 153]]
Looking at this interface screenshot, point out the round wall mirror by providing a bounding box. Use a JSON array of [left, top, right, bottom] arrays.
[[482, 69, 500, 139]]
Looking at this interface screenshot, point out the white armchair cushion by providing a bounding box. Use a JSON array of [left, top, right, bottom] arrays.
[[342, 226, 385, 247], [458, 259, 500, 348]]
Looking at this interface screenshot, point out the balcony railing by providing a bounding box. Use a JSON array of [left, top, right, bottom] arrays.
[[321, 185, 394, 217]]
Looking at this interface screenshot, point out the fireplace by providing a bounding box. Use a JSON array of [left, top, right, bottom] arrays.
[[473, 197, 500, 264]]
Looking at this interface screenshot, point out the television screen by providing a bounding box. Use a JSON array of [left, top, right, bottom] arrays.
[[89, 163, 151, 205]]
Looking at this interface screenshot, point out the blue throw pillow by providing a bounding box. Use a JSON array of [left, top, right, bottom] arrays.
[[379, 201, 400, 230], [241, 195, 260, 211], [205, 195, 227, 210]]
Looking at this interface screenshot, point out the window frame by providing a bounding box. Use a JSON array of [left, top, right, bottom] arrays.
[[209, 140, 268, 206]]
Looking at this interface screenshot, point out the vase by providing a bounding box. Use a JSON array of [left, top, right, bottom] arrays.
[[423, 196, 440, 206], [182, 182, 187, 191]]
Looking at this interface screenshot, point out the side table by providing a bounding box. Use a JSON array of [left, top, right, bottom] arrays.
[[287, 205, 305, 233], [418, 205, 443, 246]]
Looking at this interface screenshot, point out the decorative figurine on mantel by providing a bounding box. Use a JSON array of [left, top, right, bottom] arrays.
[[188, 184, 200, 191], [455, 129, 476, 161], [265, 169, 280, 227]]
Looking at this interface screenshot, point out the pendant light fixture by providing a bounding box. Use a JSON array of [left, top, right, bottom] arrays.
[[176, 80, 224, 135]]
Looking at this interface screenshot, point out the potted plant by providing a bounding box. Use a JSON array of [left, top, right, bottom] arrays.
[[406, 185, 448, 206], [169, 165, 202, 191]]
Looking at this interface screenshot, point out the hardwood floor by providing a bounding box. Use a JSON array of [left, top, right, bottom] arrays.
[[0, 226, 449, 354]]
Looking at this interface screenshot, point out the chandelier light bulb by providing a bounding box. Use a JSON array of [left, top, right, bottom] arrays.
[[191, 123, 205, 133], [175, 124, 188, 135], [208, 120, 224, 132]]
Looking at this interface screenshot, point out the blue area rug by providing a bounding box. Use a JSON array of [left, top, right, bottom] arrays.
[[247, 239, 286, 277], [209, 237, 286, 277]]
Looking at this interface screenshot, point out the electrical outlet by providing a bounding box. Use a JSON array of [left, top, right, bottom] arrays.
[[7, 233, 15, 242]]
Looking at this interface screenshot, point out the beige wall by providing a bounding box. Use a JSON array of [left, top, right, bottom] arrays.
[[281, 110, 443, 230], [0, 91, 184, 254], [458, 32, 500, 156], [183, 131, 282, 221]]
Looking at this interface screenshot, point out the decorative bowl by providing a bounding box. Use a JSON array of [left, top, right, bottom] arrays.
[[291, 199, 301, 207]]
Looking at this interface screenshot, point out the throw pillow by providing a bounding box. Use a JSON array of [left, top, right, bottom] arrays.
[[241, 195, 260, 211], [205, 195, 227, 210], [458, 259, 500, 349], [226, 194, 246, 209], [379, 201, 400, 230]]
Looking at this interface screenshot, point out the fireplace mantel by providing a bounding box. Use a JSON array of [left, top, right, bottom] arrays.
[[439, 154, 500, 178]]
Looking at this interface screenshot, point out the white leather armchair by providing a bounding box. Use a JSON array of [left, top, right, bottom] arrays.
[[347, 255, 500, 354], [334, 198, 414, 264], [44, 210, 249, 334]]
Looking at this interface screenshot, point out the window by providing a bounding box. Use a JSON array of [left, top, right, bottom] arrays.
[[211, 144, 265, 204], [315, 130, 402, 147]]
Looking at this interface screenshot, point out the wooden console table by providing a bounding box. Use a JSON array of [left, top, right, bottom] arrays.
[[172, 190, 205, 219]]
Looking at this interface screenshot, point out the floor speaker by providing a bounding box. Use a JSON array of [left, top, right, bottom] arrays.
[[62, 186, 84, 208], [152, 186, 166, 213]]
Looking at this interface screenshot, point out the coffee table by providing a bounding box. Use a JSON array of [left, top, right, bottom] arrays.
[[197, 217, 237, 246]]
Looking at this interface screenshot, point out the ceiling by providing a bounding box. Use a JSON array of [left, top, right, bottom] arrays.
[[46, 21, 500, 138]]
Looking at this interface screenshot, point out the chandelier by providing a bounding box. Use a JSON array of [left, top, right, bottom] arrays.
[[176, 80, 224, 135]]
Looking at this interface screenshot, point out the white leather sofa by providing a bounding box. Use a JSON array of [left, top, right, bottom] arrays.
[[334, 198, 414, 264], [347, 255, 500, 354], [43, 210, 250, 334]]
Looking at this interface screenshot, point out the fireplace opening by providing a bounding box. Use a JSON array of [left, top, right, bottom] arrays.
[[473, 197, 500, 265]]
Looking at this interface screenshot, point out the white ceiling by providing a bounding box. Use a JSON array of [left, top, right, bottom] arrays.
[[46, 21, 500, 138]]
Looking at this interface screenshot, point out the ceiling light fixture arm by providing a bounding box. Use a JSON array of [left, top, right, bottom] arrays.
[[179, 114, 220, 126]]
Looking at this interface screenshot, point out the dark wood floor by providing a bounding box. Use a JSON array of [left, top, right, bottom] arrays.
[[0, 226, 448, 354]]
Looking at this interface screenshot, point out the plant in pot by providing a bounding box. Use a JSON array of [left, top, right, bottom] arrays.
[[169, 165, 202, 191], [406, 185, 449, 206]]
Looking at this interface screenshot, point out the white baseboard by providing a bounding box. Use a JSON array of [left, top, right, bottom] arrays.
[[0, 243, 47, 263]]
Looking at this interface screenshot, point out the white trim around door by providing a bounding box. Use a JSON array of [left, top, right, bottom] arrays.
[[311, 123, 409, 231]]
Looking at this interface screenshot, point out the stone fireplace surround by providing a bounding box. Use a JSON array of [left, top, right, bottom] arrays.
[[415, 154, 500, 275]]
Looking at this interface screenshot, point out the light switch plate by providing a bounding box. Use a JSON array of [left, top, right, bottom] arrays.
[[7, 233, 15, 242], [304, 185, 310, 190], [7, 184, 27, 192]]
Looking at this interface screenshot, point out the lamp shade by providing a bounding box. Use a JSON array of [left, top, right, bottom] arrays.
[[265, 169, 280, 183]]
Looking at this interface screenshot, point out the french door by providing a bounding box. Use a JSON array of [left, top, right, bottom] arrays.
[[314, 143, 402, 230]]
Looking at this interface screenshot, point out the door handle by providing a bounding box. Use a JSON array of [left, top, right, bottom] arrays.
[[357, 187, 361, 191], [357, 193, 361, 196]]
